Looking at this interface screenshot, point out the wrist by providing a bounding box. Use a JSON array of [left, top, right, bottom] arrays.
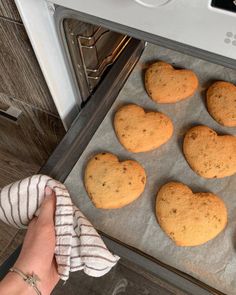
[[14, 261, 47, 293], [13, 260, 58, 295], [0, 272, 35, 295]]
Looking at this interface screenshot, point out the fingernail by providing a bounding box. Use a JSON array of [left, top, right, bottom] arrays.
[[45, 186, 53, 197]]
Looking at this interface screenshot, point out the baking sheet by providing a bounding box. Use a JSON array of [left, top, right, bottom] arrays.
[[65, 43, 236, 294]]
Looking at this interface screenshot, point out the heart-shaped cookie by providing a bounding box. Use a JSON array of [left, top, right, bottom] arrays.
[[156, 182, 227, 246], [114, 104, 173, 153], [145, 61, 198, 103], [183, 125, 236, 178], [84, 153, 146, 209], [207, 81, 236, 127]]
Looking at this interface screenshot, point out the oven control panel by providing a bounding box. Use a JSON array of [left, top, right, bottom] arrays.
[[211, 0, 236, 13]]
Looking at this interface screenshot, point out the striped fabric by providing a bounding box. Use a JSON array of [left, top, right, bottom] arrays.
[[0, 175, 119, 280]]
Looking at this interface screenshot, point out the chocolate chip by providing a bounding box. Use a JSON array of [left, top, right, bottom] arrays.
[[141, 177, 145, 184], [102, 182, 106, 186], [190, 132, 198, 140]]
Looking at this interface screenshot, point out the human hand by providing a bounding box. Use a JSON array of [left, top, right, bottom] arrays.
[[0, 187, 60, 295], [13, 186, 59, 294]]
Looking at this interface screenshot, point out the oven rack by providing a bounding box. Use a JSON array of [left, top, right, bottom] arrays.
[[63, 18, 131, 102], [78, 28, 131, 87]]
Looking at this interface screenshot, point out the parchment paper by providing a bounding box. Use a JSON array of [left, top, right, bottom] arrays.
[[65, 43, 236, 294]]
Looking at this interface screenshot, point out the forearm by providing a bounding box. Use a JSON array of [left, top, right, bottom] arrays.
[[0, 272, 35, 295]]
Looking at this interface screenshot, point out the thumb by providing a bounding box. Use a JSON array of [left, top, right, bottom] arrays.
[[37, 187, 56, 225]]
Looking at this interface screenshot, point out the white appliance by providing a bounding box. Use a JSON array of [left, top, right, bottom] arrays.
[[15, 0, 236, 128], [9, 1, 236, 293]]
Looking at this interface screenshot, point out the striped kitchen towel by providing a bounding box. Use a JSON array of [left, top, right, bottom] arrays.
[[0, 174, 119, 280]]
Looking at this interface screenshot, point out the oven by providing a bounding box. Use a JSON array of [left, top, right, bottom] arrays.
[[14, 0, 236, 129], [3, 0, 236, 294]]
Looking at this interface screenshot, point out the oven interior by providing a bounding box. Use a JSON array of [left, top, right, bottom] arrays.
[[63, 18, 133, 104]]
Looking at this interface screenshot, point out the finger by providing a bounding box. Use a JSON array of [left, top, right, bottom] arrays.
[[37, 187, 56, 225]]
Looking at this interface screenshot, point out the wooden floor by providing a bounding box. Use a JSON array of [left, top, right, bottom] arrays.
[[0, 0, 65, 270], [0, 150, 39, 265], [0, 150, 39, 188]]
